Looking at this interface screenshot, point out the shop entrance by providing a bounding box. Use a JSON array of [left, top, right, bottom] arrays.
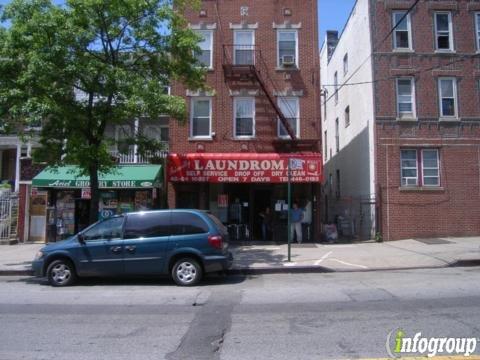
[[253, 187, 272, 240], [75, 199, 90, 234]]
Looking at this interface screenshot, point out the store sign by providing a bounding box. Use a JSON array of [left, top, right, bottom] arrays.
[[41, 179, 155, 188], [81, 188, 91, 199], [168, 153, 323, 183]]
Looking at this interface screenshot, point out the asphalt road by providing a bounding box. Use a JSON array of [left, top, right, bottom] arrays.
[[0, 267, 479, 360]]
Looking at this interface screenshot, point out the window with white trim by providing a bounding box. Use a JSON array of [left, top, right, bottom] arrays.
[[396, 78, 416, 119], [438, 77, 458, 118], [234, 30, 255, 65], [475, 13, 480, 51], [190, 98, 212, 138], [393, 11, 412, 50], [401, 149, 440, 187], [277, 97, 299, 138], [277, 30, 298, 67], [334, 72, 338, 104], [234, 97, 255, 138], [343, 53, 348, 75], [194, 30, 213, 69], [435, 12, 454, 51]]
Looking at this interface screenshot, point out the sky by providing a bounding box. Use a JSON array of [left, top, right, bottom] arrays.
[[318, 0, 357, 46]]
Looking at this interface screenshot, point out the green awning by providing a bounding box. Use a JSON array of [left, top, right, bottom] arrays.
[[32, 165, 162, 189]]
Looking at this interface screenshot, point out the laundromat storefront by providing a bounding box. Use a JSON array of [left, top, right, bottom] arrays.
[[30, 165, 163, 242], [168, 153, 323, 242]]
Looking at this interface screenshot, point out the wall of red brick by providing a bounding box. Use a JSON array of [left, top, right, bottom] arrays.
[[170, 0, 321, 156], [371, 0, 480, 240], [18, 184, 28, 242]]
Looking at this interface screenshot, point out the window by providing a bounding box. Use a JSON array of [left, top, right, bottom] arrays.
[[435, 12, 453, 51], [393, 11, 412, 50], [115, 125, 132, 154], [344, 106, 350, 127], [277, 30, 298, 67], [401, 149, 440, 187], [438, 78, 458, 118], [234, 97, 255, 138], [336, 169, 341, 199], [324, 130, 327, 161], [396, 78, 416, 119], [190, 98, 212, 138], [82, 217, 124, 241], [194, 30, 213, 68], [476, 13, 480, 51], [343, 53, 348, 75], [335, 118, 339, 153], [170, 212, 209, 235], [143, 125, 169, 142], [334, 72, 338, 104], [400, 149, 418, 186], [422, 149, 440, 186], [277, 97, 299, 138], [124, 212, 170, 239], [234, 30, 255, 65]]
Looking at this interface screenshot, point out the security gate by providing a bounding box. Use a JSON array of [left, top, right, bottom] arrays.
[[0, 191, 18, 243]]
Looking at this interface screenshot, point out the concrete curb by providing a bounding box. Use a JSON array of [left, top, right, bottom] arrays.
[[0, 259, 479, 277]]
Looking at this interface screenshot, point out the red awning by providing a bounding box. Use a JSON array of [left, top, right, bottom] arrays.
[[168, 153, 323, 183]]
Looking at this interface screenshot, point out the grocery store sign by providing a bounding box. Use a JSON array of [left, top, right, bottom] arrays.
[[168, 153, 323, 183], [43, 179, 153, 188]]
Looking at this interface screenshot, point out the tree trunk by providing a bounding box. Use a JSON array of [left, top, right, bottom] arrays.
[[88, 163, 100, 225]]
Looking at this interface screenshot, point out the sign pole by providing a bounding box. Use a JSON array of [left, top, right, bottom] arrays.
[[287, 158, 292, 262]]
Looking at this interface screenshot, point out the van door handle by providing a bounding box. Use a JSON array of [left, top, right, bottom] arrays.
[[125, 246, 136, 253], [110, 246, 122, 254]]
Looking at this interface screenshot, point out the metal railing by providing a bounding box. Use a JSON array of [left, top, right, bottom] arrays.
[[109, 145, 169, 164], [0, 190, 18, 244]]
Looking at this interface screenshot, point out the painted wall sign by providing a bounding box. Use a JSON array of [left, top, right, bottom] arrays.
[[168, 153, 323, 183]]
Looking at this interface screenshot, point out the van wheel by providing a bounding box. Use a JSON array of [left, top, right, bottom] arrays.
[[47, 259, 77, 287], [172, 258, 202, 286]]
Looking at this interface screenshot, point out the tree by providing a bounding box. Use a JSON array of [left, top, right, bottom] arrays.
[[0, 0, 205, 224]]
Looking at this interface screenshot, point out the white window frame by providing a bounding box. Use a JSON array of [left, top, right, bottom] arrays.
[[190, 97, 212, 139], [194, 30, 214, 69], [234, 30, 255, 65], [335, 117, 339, 153], [396, 77, 416, 119], [233, 97, 255, 139], [434, 12, 454, 52], [400, 149, 418, 187], [277, 97, 300, 138], [475, 13, 480, 52], [392, 11, 413, 50], [143, 125, 169, 143], [421, 149, 440, 187], [344, 106, 350, 128], [438, 77, 458, 119], [277, 30, 299, 68]]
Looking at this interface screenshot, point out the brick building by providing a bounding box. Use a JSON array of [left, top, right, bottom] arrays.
[[321, 0, 480, 240], [168, 0, 323, 242]]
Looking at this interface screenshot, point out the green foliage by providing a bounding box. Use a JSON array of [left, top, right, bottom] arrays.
[[0, 0, 205, 174]]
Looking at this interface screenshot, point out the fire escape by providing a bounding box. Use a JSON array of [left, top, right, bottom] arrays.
[[222, 45, 319, 152]]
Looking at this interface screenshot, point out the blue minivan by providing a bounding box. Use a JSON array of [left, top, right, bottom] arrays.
[[32, 210, 233, 286]]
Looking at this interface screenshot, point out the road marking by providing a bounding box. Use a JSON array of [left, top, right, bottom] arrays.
[[283, 262, 297, 267], [315, 251, 333, 265], [329, 258, 368, 269]]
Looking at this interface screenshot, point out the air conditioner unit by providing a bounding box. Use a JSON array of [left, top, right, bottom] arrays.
[[281, 55, 296, 66]]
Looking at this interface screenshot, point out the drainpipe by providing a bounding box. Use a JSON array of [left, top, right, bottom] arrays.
[[14, 142, 21, 193]]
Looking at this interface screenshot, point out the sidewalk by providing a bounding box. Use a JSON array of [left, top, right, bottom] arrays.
[[0, 237, 479, 276]]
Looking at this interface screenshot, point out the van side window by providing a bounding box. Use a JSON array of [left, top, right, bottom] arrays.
[[124, 212, 170, 239], [83, 217, 124, 241], [170, 212, 209, 235]]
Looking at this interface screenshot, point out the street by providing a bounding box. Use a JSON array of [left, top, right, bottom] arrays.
[[0, 267, 479, 360]]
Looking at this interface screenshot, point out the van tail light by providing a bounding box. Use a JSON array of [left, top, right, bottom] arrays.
[[208, 235, 223, 250]]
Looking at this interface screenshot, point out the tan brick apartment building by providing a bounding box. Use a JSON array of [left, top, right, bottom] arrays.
[[168, 0, 323, 242], [321, 0, 480, 241]]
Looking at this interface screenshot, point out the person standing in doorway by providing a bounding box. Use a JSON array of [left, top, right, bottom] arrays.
[[259, 206, 273, 241], [291, 202, 303, 244]]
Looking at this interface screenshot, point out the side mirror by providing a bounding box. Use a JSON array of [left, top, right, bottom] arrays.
[[78, 234, 85, 244]]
